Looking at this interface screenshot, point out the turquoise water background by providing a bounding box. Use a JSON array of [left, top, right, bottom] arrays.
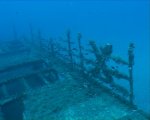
[[0, 0, 149, 113]]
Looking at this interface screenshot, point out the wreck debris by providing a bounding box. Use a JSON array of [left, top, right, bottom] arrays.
[[0, 29, 140, 120], [128, 43, 134, 105], [77, 33, 84, 72], [53, 34, 135, 105], [67, 30, 73, 68]]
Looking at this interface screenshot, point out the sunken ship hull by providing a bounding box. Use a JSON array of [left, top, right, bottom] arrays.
[[0, 32, 149, 120]]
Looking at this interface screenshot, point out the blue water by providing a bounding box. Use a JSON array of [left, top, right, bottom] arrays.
[[0, 0, 150, 114]]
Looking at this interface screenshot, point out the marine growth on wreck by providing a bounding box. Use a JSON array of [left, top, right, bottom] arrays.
[[0, 29, 149, 120]]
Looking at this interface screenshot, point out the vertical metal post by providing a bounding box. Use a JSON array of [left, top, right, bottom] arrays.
[[128, 43, 134, 105], [67, 30, 73, 68], [77, 33, 84, 71], [49, 38, 55, 57]]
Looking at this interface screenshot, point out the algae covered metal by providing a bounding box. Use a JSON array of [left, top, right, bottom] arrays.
[[0, 31, 149, 120]]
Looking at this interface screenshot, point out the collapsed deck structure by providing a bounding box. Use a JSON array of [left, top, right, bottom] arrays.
[[0, 31, 149, 120]]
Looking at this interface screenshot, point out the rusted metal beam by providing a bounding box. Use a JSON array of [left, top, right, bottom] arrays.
[[128, 43, 135, 105]]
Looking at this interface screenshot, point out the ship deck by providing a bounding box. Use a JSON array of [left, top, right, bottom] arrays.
[[0, 40, 149, 120]]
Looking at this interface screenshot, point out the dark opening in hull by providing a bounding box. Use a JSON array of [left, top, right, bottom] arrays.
[[1, 98, 24, 120]]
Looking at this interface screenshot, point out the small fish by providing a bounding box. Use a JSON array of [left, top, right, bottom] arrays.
[[111, 66, 119, 70], [72, 48, 77, 51], [111, 66, 115, 70]]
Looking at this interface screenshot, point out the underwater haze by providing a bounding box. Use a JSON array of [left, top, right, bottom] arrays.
[[0, 0, 150, 115]]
